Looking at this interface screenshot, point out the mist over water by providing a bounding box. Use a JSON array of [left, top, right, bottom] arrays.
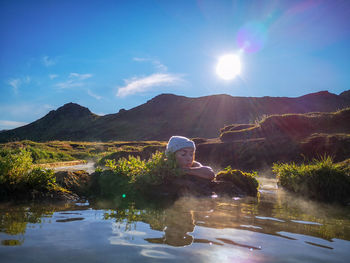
[[0, 176, 349, 263]]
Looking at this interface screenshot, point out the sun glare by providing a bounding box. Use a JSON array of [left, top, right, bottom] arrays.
[[216, 54, 241, 80]]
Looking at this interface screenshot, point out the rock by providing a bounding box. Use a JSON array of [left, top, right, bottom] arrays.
[[55, 170, 90, 196]]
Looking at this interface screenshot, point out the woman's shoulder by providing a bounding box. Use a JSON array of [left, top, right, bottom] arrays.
[[192, 161, 202, 167]]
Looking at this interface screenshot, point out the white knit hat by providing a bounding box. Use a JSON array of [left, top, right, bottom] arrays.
[[165, 136, 195, 155]]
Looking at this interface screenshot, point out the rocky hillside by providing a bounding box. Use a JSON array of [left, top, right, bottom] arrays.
[[0, 90, 349, 142], [195, 108, 350, 171]]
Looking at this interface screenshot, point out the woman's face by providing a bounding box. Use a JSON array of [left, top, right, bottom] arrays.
[[174, 147, 194, 168]]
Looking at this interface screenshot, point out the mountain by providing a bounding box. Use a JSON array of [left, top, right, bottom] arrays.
[[1, 90, 350, 142], [0, 103, 98, 142]]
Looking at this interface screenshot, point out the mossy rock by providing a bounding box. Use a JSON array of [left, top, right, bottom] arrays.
[[215, 168, 259, 196]]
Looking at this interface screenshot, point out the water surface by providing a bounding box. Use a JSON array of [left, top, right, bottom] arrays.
[[1, 178, 349, 263]]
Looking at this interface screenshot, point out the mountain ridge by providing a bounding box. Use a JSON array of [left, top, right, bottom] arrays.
[[1, 90, 349, 142]]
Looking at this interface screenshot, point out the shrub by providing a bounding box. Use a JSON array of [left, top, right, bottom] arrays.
[[24, 168, 58, 192], [0, 148, 65, 199], [273, 156, 350, 204], [93, 152, 262, 200], [92, 151, 182, 199], [0, 148, 32, 188]]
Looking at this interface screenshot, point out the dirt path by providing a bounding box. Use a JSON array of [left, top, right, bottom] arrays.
[[34, 160, 96, 174], [53, 161, 96, 174]]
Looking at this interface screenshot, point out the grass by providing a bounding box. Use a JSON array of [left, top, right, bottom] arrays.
[[272, 156, 350, 204]]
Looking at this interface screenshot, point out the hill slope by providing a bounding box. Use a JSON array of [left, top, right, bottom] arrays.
[[196, 107, 350, 170], [1, 90, 350, 142]]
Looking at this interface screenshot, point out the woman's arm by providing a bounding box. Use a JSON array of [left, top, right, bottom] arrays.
[[182, 162, 215, 180]]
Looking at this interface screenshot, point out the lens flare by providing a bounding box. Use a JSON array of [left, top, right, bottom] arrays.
[[237, 22, 268, 53]]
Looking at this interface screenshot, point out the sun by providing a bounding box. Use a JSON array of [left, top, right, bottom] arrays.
[[216, 54, 241, 80]]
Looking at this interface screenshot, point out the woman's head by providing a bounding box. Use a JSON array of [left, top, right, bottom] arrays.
[[165, 136, 195, 168]]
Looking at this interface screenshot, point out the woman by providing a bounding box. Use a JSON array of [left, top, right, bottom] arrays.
[[165, 136, 215, 181]]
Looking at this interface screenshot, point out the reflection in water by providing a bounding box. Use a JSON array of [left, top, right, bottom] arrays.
[[140, 249, 175, 259], [145, 199, 196, 247], [56, 217, 85, 223], [1, 239, 23, 246], [0, 177, 349, 262], [103, 177, 350, 249], [305, 241, 333, 250], [0, 202, 83, 246]]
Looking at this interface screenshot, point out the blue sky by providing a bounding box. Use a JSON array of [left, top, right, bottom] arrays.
[[1, 0, 350, 130]]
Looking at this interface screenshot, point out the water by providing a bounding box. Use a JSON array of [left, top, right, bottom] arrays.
[[1, 178, 349, 263]]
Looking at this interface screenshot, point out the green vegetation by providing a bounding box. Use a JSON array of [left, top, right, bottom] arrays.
[[90, 151, 183, 201], [0, 140, 166, 165], [97, 144, 165, 166], [273, 156, 350, 204], [0, 148, 67, 200], [215, 166, 259, 196], [0, 140, 261, 201]]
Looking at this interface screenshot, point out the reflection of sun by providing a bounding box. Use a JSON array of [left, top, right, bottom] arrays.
[[216, 54, 241, 80]]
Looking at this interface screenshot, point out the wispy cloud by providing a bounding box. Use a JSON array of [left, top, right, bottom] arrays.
[[133, 57, 168, 72], [8, 79, 20, 94], [42, 56, 56, 67], [69, 73, 93, 80], [133, 57, 147, 62], [117, 73, 184, 97], [7, 76, 31, 94], [0, 120, 28, 130], [49, 74, 58, 80], [24, 76, 31, 83], [55, 73, 93, 89], [87, 89, 102, 100], [153, 60, 168, 72], [55, 80, 84, 89]]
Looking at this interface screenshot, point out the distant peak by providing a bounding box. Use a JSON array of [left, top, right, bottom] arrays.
[[153, 93, 179, 99], [148, 93, 184, 103], [52, 102, 93, 117], [58, 102, 89, 110], [299, 90, 334, 98], [60, 102, 85, 108]]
